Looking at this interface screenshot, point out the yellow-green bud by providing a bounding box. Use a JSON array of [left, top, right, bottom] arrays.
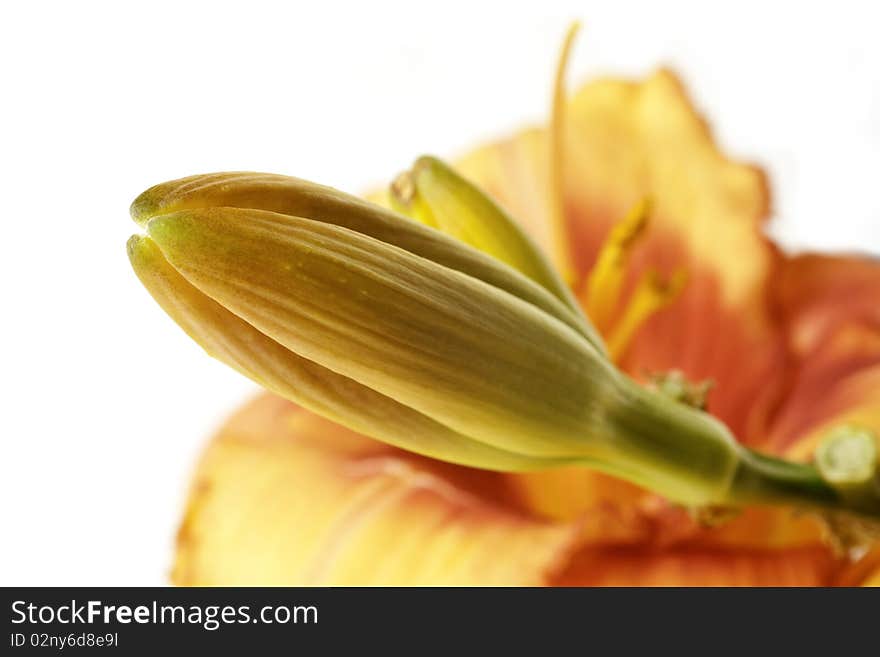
[[127, 166, 880, 518]]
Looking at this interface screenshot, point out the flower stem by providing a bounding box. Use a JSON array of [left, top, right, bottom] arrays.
[[603, 375, 880, 520], [727, 445, 880, 519], [729, 449, 839, 509]]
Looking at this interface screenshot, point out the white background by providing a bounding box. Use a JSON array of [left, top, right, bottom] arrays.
[[1, 1, 878, 585]]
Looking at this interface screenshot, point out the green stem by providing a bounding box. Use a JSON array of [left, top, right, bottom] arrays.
[[602, 375, 880, 520], [728, 449, 840, 510]]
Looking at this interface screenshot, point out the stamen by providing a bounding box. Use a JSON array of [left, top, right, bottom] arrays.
[[582, 198, 651, 331], [606, 268, 687, 361], [548, 21, 581, 285]]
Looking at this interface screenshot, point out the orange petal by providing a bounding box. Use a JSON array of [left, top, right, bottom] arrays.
[[836, 546, 880, 586], [506, 466, 655, 545], [565, 72, 781, 444], [456, 70, 771, 300], [552, 545, 838, 586], [173, 393, 579, 586], [688, 506, 828, 551], [765, 254, 880, 458]]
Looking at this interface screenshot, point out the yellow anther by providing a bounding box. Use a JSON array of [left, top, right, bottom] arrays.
[[583, 198, 651, 331], [548, 21, 581, 285], [606, 268, 687, 361]]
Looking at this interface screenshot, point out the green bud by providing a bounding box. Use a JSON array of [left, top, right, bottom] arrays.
[[127, 168, 880, 519], [141, 206, 608, 459]]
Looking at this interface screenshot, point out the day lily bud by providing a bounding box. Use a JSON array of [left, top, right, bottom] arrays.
[[141, 206, 613, 457], [129, 170, 880, 518]]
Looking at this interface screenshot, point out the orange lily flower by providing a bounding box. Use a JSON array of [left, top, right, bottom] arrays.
[[134, 33, 880, 587]]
